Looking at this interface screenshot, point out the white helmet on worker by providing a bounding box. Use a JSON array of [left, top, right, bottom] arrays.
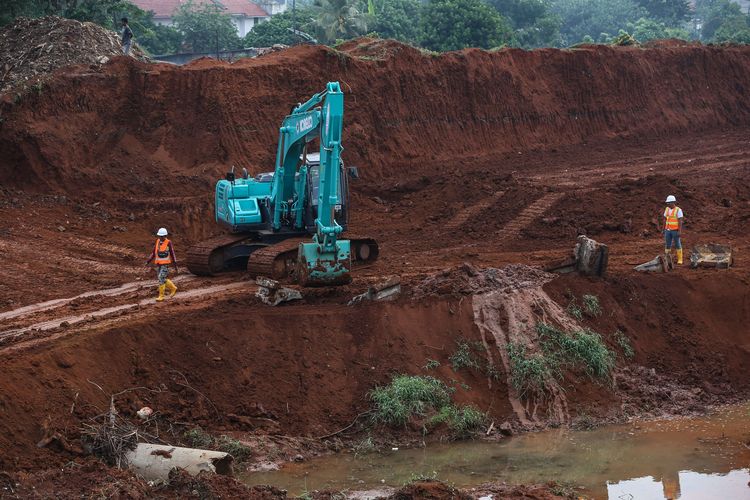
[[665, 195, 676, 203], [157, 227, 168, 236]]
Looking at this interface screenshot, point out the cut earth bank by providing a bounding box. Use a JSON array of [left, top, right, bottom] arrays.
[[0, 264, 748, 498]]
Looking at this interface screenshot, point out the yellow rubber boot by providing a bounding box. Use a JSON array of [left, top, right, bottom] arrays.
[[156, 284, 166, 302], [166, 279, 177, 297], [676, 249, 683, 265]]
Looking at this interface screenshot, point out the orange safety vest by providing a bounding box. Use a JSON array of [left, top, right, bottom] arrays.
[[154, 238, 172, 265], [664, 207, 681, 230]]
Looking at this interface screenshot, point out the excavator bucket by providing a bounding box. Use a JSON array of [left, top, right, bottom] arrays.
[[296, 240, 352, 286]]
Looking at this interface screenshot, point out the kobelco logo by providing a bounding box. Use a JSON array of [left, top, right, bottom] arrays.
[[296, 116, 313, 134]]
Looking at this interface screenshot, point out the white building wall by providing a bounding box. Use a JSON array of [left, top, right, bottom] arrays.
[[151, 13, 274, 38]]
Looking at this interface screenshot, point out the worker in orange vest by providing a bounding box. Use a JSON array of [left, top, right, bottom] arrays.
[[660, 195, 684, 265], [145, 227, 178, 301]]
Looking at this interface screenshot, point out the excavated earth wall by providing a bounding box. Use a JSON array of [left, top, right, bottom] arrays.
[[1, 41, 750, 195], [1, 269, 748, 472]]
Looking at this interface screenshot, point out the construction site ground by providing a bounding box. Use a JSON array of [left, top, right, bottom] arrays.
[[1, 32, 750, 498]]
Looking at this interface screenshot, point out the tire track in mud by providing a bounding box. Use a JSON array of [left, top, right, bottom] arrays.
[[0, 280, 255, 348], [446, 191, 506, 230], [0, 275, 198, 323], [496, 192, 565, 241], [539, 150, 750, 188]]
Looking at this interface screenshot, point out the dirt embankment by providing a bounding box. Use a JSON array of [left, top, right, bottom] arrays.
[[2, 40, 750, 197], [1, 268, 748, 475]]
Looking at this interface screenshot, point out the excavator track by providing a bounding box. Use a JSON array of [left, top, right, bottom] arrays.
[[246, 235, 380, 281], [186, 234, 261, 276], [246, 238, 305, 280]]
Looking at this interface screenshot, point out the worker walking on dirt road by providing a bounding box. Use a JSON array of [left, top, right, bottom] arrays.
[[146, 228, 178, 302], [661, 195, 684, 265]]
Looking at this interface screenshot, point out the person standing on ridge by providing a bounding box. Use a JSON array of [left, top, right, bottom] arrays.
[[121, 17, 133, 55], [146, 228, 178, 301], [660, 195, 684, 265]]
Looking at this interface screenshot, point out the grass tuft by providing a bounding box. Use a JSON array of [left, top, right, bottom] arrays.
[[184, 427, 213, 449], [614, 330, 635, 359], [582, 294, 602, 317], [537, 323, 615, 383], [216, 435, 252, 462], [507, 342, 558, 398], [449, 340, 481, 371], [370, 375, 453, 427], [567, 300, 583, 320], [423, 359, 441, 370], [428, 404, 486, 438]]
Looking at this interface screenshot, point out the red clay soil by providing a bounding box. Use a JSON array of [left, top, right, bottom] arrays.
[[2, 41, 750, 194], [0, 269, 747, 473], [1, 37, 750, 496]]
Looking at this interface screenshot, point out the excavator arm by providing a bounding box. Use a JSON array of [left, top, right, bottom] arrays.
[[272, 82, 351, 286]]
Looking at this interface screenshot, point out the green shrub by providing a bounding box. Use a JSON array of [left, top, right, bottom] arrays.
[[582, 294, 601, 317], [370, 375, 453, 427], [427, 404, 486, 437]]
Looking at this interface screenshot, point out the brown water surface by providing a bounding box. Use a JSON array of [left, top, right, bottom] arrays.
[[241, 403, 750, 498]]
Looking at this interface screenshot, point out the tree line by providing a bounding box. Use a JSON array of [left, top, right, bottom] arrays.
[[2, 0, 749, 55]]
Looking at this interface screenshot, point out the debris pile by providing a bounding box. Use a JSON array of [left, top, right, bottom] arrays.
[[412, 263, 554, 298], [690, 243, 733, 269], [545, 235, 609, 277], [0, 16, 146, 96], [255, 276, 302, 306]]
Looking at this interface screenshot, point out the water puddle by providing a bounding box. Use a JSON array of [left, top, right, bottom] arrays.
[[240, 403, 750, 498]]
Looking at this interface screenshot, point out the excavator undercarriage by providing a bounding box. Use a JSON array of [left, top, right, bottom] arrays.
[[186, 234, 378, 281]]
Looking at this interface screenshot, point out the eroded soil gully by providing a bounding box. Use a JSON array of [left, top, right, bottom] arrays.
[[0, 268, 747, 483]]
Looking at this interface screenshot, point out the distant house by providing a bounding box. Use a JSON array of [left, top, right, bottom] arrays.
[[131, 0, 288, 38]]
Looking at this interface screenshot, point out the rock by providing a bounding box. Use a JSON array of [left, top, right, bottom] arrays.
[[690, 243, 732, 269], [545, 235, 608, 276], [499, 421, 513, 436], [128, 212, 136, 221], [255, 277, 302, 306], [56, 225, 66, 232], [634, 254, 673, 273], [293, 454, 304, 462], [348, 276, 401, 305]]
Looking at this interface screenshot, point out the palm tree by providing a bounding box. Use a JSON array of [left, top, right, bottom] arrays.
[[311, 0, 368, 43]]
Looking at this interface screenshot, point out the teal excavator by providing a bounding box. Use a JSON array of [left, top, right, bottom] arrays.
[[186, 82, 378, 286]]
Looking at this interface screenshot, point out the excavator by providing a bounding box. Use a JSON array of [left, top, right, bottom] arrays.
[[186, 82, 378, 286]]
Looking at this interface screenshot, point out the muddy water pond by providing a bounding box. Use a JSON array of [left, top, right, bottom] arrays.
[[241, 404, 750, 499]]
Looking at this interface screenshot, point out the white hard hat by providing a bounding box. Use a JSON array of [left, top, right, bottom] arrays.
[[157, 227, 168, 236], [665, 195, 676, 203]]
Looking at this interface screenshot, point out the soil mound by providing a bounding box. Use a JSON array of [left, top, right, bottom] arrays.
[[0, 16, 145, 96], [412, 263, 554, 298]]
